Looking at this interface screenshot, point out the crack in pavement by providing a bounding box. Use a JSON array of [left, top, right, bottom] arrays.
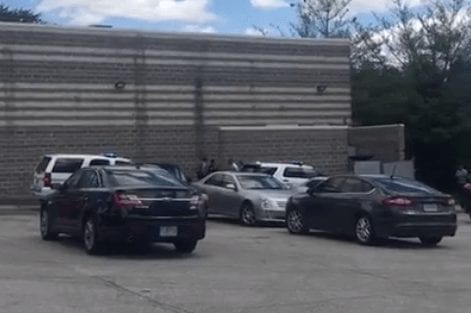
[[92, 275, 196, 313]]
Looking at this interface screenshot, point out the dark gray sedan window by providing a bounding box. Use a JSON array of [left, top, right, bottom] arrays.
[[341, 178, 374, 193], [318, 178, 345, 193]]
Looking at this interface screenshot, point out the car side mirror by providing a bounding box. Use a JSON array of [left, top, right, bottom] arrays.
[[225, 183, 237, 191], [51, 183, 64, 191]]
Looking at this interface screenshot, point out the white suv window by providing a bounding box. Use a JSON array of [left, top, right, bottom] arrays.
[[89, 159, 111, 166], [52, 158, 84, 173], [35, 156, 51, 173], [283, 167, 319, 179]]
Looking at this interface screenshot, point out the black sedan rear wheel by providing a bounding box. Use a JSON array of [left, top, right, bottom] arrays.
[[40, 207, 58, 241], [355, 215, 376, 245], [286, 208, 308, 234], [174, 240, 197, 253], [419, 236, 442, 247]]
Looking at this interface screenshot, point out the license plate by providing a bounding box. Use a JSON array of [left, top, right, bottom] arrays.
[[423, 203, 438, 212], [159, 226, 178, 237]]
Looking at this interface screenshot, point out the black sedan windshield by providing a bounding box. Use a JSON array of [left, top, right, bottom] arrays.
[[107, 170, 182, 187], [237, 175, 284, 190]]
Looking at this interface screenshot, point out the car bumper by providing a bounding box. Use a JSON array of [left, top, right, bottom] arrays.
[[374, 212, 457, 238], [100, 216, 206, 243], [258, 209, 285, 222]]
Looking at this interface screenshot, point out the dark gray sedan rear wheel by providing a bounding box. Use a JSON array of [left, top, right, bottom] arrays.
[[286, 208, 308, 234], [355, 215, 376, 245], [419, 236, 442, 247], [40, 208, 58, 241]]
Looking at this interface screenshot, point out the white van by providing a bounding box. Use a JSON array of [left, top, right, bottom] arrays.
[[31, 154, 132, 199]]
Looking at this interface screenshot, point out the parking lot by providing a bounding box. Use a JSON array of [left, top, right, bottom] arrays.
[[1, 211, 470, 313]]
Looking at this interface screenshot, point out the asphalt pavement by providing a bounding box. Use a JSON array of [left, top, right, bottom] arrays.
[[1, 212, 471, 313]]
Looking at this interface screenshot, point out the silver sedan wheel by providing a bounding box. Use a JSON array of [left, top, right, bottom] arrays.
[[241, 205, 256, 226], [287, 209, 305, 234], [355, 216, 373, 244]]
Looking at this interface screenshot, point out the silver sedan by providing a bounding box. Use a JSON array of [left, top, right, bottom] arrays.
[[193, 171, 294, 225]]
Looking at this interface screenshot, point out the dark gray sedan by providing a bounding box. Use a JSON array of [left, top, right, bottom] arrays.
[[193, 172, 293, 225]]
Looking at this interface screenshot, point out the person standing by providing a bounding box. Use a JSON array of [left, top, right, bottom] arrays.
[[208, 159, 217, 173], [456, 165, 468, 186], [196, 157, 209, 180], [228, 158, 239, 172]]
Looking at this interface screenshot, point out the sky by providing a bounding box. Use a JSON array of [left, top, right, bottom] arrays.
[[2, 0, 424, 36]]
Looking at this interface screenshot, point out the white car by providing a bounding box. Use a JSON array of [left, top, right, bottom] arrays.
[[31, 153, 132, 200], [241, 162, 324, 188]]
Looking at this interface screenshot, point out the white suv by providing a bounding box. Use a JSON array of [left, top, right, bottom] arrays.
[[241, 162, 324, 188], [32, 154, 132, 199]]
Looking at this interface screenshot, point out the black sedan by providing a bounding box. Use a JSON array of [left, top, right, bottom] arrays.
[[285, 175, 457, 246], [40, 166, 206, 254]]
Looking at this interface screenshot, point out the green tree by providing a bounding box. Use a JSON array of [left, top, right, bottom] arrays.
[[0, 3, 43, 23], [291, 0, 353, 38], [353, 0, 471, 190]]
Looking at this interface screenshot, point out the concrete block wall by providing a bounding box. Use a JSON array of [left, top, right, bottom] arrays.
[[348, 124, 406, 162], [217, 126, 349, 174], [0, 22, 354, 198]]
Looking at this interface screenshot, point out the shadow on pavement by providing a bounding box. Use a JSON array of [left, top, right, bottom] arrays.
[[52, 235, 202, 260], [289, 230, 450, 250], [207, 216, 285, 228]]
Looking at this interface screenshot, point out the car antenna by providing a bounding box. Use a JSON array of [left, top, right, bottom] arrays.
[[390, 164, 397, 180]]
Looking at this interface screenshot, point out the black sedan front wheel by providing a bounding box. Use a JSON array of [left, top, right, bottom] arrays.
[[419, 236, 442, 247], [286, 208, 308, 234], [355, 215, 376, 245]]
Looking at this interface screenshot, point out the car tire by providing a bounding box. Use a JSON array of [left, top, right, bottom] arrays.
[[419, 236, 442, 247], [286, 207, 308, 234], [83, 215, 103, 255], [355, 215, 376, 245], [40, 207, 58, 241], [174, 240, 197, 254], [240, 203, 257, 226]]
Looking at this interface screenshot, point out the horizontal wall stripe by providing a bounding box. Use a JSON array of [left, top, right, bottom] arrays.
[[0, 44, 350, 65], [0, 119, 194, 127], [0, 23, 350, 48], [2, 54, 350, 71], [0, 83, 351, 94], [0, 93, 351, 102], [204, 111, 349, 118], [1, 103, 350, 110]]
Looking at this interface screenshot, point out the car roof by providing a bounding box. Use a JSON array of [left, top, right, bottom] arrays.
[[44, 154, 131, 162], [245, 162, 313, 168], [209, 171, 271, 177]]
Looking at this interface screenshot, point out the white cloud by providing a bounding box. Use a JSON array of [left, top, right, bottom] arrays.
[[182, 24, 217, 33], [37, 0, 217, 26], [244, 27, 266, 36], [345, 0, 422, 15], [250, 0, 289, 10]]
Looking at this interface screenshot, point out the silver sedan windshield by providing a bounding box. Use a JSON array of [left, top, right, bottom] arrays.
[[237, 175, 284, 190]]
